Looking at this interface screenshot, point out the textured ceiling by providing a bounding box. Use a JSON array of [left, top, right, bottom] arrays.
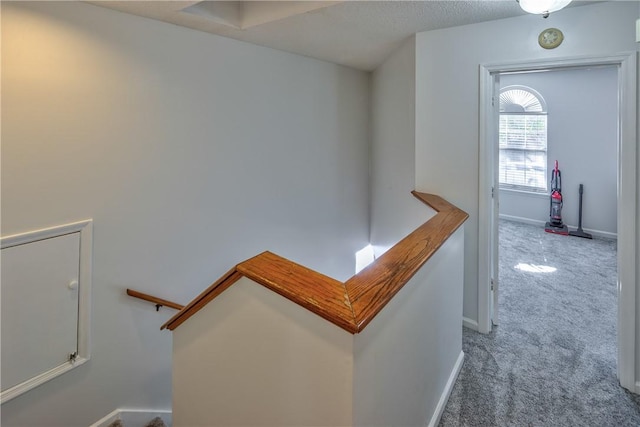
[[87, 1, 598, 71]]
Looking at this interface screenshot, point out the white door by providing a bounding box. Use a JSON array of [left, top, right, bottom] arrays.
[[1, 232, 80, 392]]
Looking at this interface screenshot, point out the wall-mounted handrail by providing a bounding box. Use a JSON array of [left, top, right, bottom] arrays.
[[126, 288, 184, 311], [161, 191, 468, 333]]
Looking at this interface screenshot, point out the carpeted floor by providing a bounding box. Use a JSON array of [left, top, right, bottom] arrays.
[[439, 219, 640, 426]]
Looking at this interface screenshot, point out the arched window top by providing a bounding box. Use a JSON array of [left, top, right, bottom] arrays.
[[500, 85, 547, 113]]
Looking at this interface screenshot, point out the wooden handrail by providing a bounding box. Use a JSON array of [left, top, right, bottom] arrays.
[[126, 288, 184, 311], [161, 191, 468, 333], [346, 191, 468, 330]]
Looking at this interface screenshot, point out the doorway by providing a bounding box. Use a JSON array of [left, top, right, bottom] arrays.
[[478, 53, 637, 392], [497, 67, 618, 239]]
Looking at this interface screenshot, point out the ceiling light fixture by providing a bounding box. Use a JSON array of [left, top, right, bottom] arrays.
[[517, 0, 572, 18]]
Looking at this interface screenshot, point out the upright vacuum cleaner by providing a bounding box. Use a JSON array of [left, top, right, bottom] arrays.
[[545, 160, 569, 235], [569, 184, 593, 239]]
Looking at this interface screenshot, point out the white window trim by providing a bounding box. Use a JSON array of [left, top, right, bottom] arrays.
[[499, 86, 548, 194]]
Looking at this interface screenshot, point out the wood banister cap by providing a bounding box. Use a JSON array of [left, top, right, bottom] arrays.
[[161, 192, 468, 333]]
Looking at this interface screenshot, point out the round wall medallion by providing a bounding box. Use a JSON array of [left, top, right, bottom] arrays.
[[538, 27, 564, 49]]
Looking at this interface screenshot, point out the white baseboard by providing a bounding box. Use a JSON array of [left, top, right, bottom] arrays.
[[463, 317, 479, 331], [499, 214, 545, 228], [89, 409, 172, 427], [89, 409, 120, 427], [499, 214, 617, 240], [426, 350, 464, 427]]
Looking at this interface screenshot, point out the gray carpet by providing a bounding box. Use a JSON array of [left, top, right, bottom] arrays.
[[439, 219, 640, 426]]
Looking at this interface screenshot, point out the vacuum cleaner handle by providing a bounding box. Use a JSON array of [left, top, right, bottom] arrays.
[[550, 160, 562, 193], [557, 170, 561, 193]]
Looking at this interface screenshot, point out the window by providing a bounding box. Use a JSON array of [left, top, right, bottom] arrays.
[[499, 85, 548, 193]]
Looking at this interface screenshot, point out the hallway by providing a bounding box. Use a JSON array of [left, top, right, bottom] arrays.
[[439, 220, 640, 426]]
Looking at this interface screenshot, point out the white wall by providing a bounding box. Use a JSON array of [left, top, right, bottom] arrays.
[[499, 67, 618, 237], [415, 1, 638, 324], [1, 2, 370, 425], [369, 36, 434, 256]]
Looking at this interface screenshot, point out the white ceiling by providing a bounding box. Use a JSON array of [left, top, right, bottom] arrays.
[[87, 1, 599, 71]]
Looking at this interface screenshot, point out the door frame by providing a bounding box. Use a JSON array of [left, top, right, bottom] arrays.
[[478, 52, 637, 392]]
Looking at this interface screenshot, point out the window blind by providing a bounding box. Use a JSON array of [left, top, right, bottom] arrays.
[[499, 114, 547, 193]]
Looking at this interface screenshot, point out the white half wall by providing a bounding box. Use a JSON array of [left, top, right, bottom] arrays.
[[415, 0, 639, 325], [1, 2, 370, 425], [172, 277, 354, 427], [353, 227, 464, 427], [499, 66, 618, 236], [172, 228, 465, 427]]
